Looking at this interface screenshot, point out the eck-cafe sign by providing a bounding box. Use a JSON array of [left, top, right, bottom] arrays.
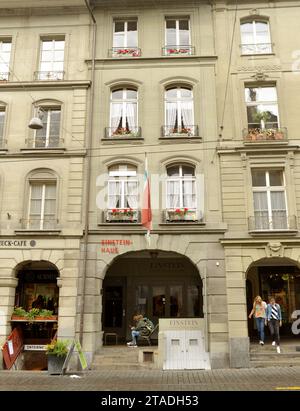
[[0, 240, 37, 248]]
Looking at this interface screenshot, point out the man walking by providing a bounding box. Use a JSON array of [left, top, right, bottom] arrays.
[[266, 297, 282, 354]]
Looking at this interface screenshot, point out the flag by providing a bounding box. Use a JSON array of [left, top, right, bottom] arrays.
[[141, 154, 152, 240]]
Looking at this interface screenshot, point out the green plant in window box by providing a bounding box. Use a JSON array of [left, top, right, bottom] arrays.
[[46, 339, 70, 375], [11, 307, 27, 320], [25, 308, 40, 321]]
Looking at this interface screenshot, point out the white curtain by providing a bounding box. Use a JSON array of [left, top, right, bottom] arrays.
[[253, 191, 268, 229], [181, 100, 193, 131], [167, 180, 180, 208], [125, 181, 138, 208], [183, 180, 195, 208], [44, 184, 56, 228], [111, 103, 123, 134], [271, 191, 287, 229], [126, 102, 137, 132], [166, 102, 177, 132], [30, 184, 43, 225], [108, 181, 120, 208]]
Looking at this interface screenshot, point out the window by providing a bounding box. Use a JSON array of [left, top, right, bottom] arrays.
[[0, 39, 11, 80], [166, 164, 197, 221], [0, 107, 5, 146], [112, 20, 140, 57], [241, 20, 272, 55], [34, 107, 61, 148], [245, 86, 279, 130], [28, 181, 57, 229], [251, 170, 287, 230], [37, 38, 65, 80], [107, 164, 139, 222], [164, 87, 195, 136], [109, 88, 138, 137], [164, 18, 192, 55]]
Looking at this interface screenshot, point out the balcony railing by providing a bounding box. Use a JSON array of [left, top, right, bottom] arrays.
[[165, 209, 199, 222], [162, 125, 198, 138], [105, 209, 139, 223], [109, 47, 141, 58], [248, 212, 297, 232], [241, 43, 273, 55], [0, 72, 9, 81], [26, 137, 64, 149], [104, 126, 142, 139], [243, 127, 287, 143], [21, 218, 59, 230], [162, 45, 195, 56], [34, 71, 65, 81]]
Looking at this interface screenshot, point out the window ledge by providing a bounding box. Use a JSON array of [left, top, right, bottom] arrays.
[[241, 53, 275, 57], [159, 136, 202, 142], [160, 222, 205, 226], [98, 223, 142, 226], [101, 138, 144, 143], [20, 148, 66, 153], [0, 149, 8, 154], [249, 229, 298, 236], [14, 229, 61, 236]]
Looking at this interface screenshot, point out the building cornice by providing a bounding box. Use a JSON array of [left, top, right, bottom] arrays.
[[0, 80, 91, 91]]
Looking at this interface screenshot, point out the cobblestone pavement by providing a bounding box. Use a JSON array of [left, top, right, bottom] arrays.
[[0, 367, 300, 391]]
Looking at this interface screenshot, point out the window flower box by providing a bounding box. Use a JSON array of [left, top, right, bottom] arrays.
[[112, 127, 140, 138], [166, 208, 197, 222], [111, 48, 141, 58], [106, 209, 138, 222], [244, 128, 287, 142]]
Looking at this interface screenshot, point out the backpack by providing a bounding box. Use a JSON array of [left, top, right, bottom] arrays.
[[143, 317, 154, 333]]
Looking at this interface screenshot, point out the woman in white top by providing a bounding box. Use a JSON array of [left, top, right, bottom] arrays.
[[249, 295, 267, 345]]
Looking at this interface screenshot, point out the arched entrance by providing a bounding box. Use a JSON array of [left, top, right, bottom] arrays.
[[102, 250, 203, 342], [246, 258, 300, 339]]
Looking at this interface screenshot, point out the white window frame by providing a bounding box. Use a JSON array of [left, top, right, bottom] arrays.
[[113, 20, 138, 48], [165, 18, 191, 46], [0, 38, 12, 80], [241, 20, 272, 54], [166, 164, 196, 210], [39, 38, 65, 80], [165, 86, 194, 129], [34, 107, 61, 148], [252, 169, 288, 230], [0, 107, 6, 145], [28, 181, 57, 230], [110, 88, 138, 130], [108, 165, 138, 210], [245, 85, 279, 129]]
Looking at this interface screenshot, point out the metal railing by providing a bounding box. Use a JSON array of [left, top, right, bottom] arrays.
[[243, 127, 287, 142], [109, 47, 141, 58], [248, 212, 297, 231], [165, 208, 199, 222], [241, 43, 273, 55], [104, 126, 141, 138], [105, 209, 140, 223], [26, 137, 64, 149], [162, 45, 195, 56], [20, 218, 59, 230], [0, 72, 9, 81], [162, 125, 198, 138], [34, 71, 65, 81]]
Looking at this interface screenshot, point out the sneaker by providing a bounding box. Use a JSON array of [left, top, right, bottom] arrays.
[[128, 344, 137, 347], [127, 342, 134, 346], [260, 341, 264, 345], [272, 341, 276, 346], [277, 346, 281, 354]]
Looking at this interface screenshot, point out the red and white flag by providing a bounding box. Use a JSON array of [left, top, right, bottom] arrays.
[[141, 154, 152, 241]]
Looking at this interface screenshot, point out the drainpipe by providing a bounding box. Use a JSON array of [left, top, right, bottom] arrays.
[[79, 0, 97, 347]]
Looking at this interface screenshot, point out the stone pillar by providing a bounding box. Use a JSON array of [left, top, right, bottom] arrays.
[[0, 277, 18, 370]]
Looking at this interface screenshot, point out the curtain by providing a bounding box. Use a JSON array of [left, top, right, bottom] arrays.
[[166, 102, 177, 133], [271, 191, 287, 229], [110, 103, 123, 134], [108, 181, 120, 208], [43, 184, 56, 228], [29, 184, 43, 226], [253, 191, 268, 229], [183, 179, 195, 208], [125, 181, 138, 208], [49, 110, 61, 147], [167, 180, 180, 208], [126, 102, 137, 133], [35, 110, 48, 148], [181, 100, 193, 131]]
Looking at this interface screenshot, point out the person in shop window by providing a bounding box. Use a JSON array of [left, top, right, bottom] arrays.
[[127, 314, 154, 347], [248, 295, 267, 345], [266, 297, 282, 354], [32, 294, 45, 310]]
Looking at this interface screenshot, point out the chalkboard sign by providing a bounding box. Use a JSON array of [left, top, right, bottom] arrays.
[[61, 340, 88, 375]]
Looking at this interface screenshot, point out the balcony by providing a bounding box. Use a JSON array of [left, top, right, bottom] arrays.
[[162, 125, 199, 138], [20, 218, 60, 231], [105, 209, 139, 223], [241, 43, 273, 55], [109, 47, 141, 58], [104, 126, 142, 139], [0, 72, 9, 81], [248, 212, 297, 233], [243, 127, 287, 143], [165, 208, 198, 222], [34, 71, 65, 81], [162, 45, 195, 56], [26, 137, 64, 149]]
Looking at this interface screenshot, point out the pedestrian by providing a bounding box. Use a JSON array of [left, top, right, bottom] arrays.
[[127, 314, 154, 347], [266, 297, 282, 354], [248, 295, 267, 345]]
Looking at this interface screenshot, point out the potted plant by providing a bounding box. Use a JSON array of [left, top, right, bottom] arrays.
[[11, 307, 27, 321], [25, 308, 40, 322], [46, 339, 69, 375], [36, 309, 58, 321], [253, 111, 272, 130]]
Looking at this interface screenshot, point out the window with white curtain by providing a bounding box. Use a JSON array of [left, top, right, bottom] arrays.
[[110, 88, 138, 136], [38, 38, 65, 80], [0, 107, 5, 145], [166, 164, 196, 209], [251, 170, 287, 230], [108, 164, 139, 210], [165, 18, 190, 47], [28, 182, 57, 229], [34, 107, 61, 148], [165, 87, 194, 135], [241, 20, 272, 54], [0, 38, 11, 80], [113, 20, 138, 48], [245, 86, 279, 130]]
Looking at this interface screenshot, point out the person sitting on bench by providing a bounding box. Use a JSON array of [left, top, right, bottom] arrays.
[[127, 314, 154, 347]]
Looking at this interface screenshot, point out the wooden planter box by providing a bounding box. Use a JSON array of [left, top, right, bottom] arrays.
[[11, 315, 58, 322]]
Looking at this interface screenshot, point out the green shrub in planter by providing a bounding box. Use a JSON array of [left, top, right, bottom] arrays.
[[46, 340, 69, 375]]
